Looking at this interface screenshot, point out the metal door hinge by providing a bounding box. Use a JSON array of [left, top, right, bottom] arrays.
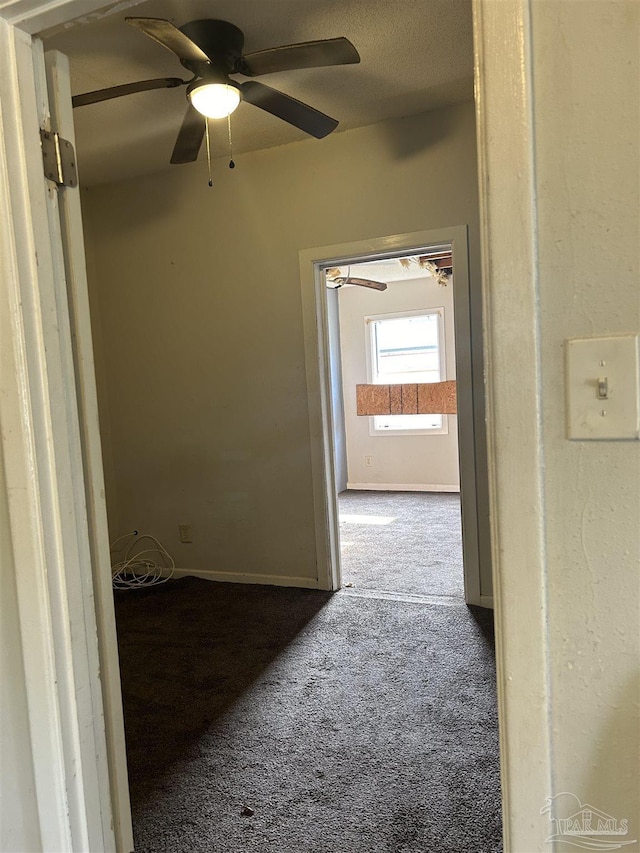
[[40, 128, 78, 187]]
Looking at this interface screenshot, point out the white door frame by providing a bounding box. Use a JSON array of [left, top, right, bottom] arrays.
[[0, 1, 551, 850], [0, 2, 134, 851], [299, 225, 490, 607], [45, 46, 133, 852], [473, 1, 552, 849]]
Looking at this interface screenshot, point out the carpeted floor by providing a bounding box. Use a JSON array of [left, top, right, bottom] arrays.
[[338, 491, 464, 599], [115, 577, 501, 852]]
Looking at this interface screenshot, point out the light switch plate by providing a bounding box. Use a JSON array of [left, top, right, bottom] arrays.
[[566, 334, 640, 440]]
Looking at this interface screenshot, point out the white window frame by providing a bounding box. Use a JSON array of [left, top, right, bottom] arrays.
[[365, 307, 449, 436]]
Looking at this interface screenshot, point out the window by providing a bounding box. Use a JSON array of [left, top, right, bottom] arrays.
[[367, 308, 447, 434]]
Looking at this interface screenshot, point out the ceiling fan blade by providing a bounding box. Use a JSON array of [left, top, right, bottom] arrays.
[[334, 277, 388, 291], [170, 104, 206, 164], [126, 17, 211, 64], [240, 81, 338, 139], [240, 37, 360, 76], [72, 77, 186, 108]]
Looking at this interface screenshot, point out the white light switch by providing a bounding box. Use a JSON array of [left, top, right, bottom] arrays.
[[566, 334, 640, 440]]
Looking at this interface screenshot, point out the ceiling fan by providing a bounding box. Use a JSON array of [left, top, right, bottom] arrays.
[[72, 17, 360, 165]]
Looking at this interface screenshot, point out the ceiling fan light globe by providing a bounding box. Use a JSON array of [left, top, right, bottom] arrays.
[[189, 82, 241, 119]]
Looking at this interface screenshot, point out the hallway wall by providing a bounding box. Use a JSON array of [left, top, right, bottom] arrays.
[[530, 0, 639, 831]]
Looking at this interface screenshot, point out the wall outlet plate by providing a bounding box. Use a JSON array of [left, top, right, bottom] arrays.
[[566, 334, 640, 440], [178, 523, 192, 543]]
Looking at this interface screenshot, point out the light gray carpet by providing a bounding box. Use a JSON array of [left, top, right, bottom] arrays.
[[116, 578, 501, 852], [339, 491, 464, 599]]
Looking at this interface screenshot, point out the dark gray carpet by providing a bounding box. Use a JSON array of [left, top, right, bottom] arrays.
[[339, 491, 464, 599], [116, 578, 501, 852]]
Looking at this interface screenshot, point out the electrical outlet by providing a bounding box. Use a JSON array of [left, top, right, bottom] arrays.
[[178, 523, 192, 544], [365, 455, 374, 467]]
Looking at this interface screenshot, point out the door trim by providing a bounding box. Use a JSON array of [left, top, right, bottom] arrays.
[[299, 225, 487, 604], [473, 0, 553, 849], [0, 21, 117, 852], [45, 47, 134, 852], [0, 2, 134, 850]]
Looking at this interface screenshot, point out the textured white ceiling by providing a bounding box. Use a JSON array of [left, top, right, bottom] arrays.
[[44, 0, 473, 186]]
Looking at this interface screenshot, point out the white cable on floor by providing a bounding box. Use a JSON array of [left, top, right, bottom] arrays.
[[110, 531, 175, 590]]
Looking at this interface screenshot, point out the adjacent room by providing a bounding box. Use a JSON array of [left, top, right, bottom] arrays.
[[326, 252, 466, 601], [43, 1, 500, 850]]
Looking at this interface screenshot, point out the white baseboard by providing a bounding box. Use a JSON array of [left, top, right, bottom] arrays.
[[167, 567, 321, 590], [346, 482, 460, 493]]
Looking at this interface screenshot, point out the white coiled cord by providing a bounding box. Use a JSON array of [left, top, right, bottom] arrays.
[[110, 531, 175, 590]]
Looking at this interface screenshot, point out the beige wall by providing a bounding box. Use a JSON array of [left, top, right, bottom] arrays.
[[82, 101, 481, 582], [531, 0, 639, 836], [338, 275, 460, 488]]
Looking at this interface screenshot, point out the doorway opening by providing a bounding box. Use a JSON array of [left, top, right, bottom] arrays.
[[299, 226, 488, 606], [325, 249, 464, 601]]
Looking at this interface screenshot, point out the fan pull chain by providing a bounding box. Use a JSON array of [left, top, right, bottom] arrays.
[[205, 118, 213, 187], [227, 114, 235, 169]]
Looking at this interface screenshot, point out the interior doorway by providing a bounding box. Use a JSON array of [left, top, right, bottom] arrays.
[[325, 250, 465, 600], [299, 226, 490, 606]]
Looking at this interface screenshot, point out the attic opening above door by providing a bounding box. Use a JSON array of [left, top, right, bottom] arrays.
[[326, 250, 453, 291]]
